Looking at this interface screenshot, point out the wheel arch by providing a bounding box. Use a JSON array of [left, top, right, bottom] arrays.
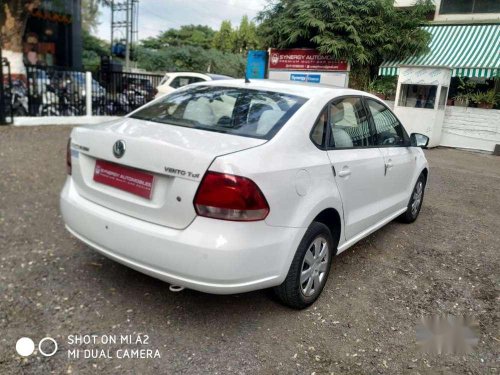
[[421, 167, 429, 183], [312, 207, 342, 255]]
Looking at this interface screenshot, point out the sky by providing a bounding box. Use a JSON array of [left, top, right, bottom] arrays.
[[96, 0, 268, 42]]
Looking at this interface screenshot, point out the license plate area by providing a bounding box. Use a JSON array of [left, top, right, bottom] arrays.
[[93, 159, 154, 199]]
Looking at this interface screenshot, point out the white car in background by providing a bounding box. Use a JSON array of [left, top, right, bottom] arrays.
[[155, 72, 232, 98], [61, 80, 429, 309]]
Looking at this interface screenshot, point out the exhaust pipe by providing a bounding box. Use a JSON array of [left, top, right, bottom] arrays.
[[169, 285, 185, 293]]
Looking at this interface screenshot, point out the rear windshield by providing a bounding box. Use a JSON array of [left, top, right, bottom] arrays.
[[130, 86, 307, 139]]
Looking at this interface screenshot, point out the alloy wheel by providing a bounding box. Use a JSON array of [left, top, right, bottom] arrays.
[[300, 237, 329, 297], [411, 181, 424, 216]]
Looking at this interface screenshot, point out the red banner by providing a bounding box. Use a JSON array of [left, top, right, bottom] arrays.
[[269, 49, 348, 72], [94, 160, 154, 199]]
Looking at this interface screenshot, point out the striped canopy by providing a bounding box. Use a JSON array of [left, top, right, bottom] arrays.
[[379, 24, 500, 78]]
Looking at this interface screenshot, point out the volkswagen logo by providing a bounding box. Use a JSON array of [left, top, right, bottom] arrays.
[[113, 140, 126, 158]]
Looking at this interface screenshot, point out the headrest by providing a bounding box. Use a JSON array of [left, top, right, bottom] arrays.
[[331, 102, 345, 124]]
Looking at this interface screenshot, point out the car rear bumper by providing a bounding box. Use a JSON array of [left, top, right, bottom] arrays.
[[60, 177, 305, 294]]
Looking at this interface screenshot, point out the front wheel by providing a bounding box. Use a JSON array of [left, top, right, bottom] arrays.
[[273, 222, 334, 309], [399, 174, 426, 223]]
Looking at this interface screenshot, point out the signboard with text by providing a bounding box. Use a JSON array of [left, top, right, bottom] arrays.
[[269, 49, 348, 72]]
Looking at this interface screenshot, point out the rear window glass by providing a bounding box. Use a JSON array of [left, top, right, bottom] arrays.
[[130, 86, 307, 139]]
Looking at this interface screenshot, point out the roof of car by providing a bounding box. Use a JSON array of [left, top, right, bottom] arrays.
[[194, 79, 374, 100]]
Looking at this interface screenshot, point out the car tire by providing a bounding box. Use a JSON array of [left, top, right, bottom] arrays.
[[398, 173, 426, 224], [273, 222, 334, 309]]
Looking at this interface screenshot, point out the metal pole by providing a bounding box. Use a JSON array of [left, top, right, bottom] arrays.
[[125, 0, 130, 72], [110, 0, 114, 56], [85, 71, 92, 117], [0, 44, 6, 125]]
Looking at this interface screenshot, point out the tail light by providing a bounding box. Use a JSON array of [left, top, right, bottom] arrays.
[[66, 138, 72, 175], [194, 172, 269, 221]]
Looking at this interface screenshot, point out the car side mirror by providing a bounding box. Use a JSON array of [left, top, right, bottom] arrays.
[[410, 133, 429, 149]]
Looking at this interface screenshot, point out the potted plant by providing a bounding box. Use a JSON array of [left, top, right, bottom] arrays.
[[470, 90, 499, 109], [453, 77, 476, 107], [452, 92, 471, 107]]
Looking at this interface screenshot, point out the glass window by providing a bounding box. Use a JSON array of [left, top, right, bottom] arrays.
[[328, 97, 372, 148], [170, 76, 192, 89], [311, 109, 328, 147], [440, 0, 500, 13], [438, 87, 448, 110], [366, 99, 409, 147], [130, 86, 307, 140], [398, 84, 437, 109]]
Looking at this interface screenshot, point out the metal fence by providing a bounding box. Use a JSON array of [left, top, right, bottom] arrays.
[[22, 65, 163, 117], [92, 71, 163, 115], [25, 65, 88, 116], [1, 58, 13, 124]]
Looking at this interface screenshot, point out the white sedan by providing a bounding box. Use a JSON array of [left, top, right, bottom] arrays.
[[61, 79, 429, 308], [155, 72, 232, 98]]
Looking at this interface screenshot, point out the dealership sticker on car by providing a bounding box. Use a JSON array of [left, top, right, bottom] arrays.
[[93, 160, 154, 199]]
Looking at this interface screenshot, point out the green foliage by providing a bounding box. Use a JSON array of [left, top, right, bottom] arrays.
[[135, 45, 245, 77], [367, 76, 397, 98], [212, 20, 234, 52], [141, 25, 216, 50], [82, 30, 109, 70], [470, 89, 499, 107], [234, 15, 260, 53], [257, 0, 434, 68]]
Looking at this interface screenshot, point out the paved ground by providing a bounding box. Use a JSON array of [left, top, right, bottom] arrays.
[[0, 125, 498, 375]]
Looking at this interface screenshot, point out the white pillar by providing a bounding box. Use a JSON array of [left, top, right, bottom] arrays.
[[85, 71, 92, 117]]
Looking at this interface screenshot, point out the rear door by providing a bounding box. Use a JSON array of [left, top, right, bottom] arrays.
[[364, 98, 416, 216], [324, 97, 386, 240]]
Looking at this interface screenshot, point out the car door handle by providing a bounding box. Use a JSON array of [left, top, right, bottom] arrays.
[[384, 160, 393, 176], [338, 167, 351, 178]]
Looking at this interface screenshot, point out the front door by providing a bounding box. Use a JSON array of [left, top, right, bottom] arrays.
[[325, 97, 387, 240], [364, 98, 416, 217]]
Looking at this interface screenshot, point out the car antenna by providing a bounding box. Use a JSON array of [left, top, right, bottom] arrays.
[[245, 73, 251, 84]]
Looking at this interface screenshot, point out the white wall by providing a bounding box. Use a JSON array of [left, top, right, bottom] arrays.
[[440, 107, 500, 152], [3, 50, 25, 75], [394, 0, 419, 7]]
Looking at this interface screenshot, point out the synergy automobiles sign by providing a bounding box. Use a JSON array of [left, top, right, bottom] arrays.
[[269, 49, 348, 72]]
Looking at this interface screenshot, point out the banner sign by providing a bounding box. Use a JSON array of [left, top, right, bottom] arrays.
[[269, 49, 348, 72]]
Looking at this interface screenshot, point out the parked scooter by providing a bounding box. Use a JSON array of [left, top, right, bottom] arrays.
[[11, 80, 29, 116]]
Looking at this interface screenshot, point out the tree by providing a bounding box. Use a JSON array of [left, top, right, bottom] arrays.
[[258, 0, 434, 87], [212, 20, 234, 53], [141, 25, 216, 50], [234, 15, 259, 53], [136, 45, 245, 77], [82, 29, 109, 70], [82, 0, 101, 33], [0, 0, 40, 73]]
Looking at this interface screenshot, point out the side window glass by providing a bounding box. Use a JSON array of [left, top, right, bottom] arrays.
[[328, 97, 372, 148], [170, 77, 191, 89], [311, 108, 328, 147], [189, 77, 205, 84], [366, 99, 409, 146]]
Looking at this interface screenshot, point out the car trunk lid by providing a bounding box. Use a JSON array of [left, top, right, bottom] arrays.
[[70, 117, 265, 229]]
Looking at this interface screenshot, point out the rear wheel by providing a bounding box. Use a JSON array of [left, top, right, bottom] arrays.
[[274, 222, 334, 309], [399, 174, 426, 223]]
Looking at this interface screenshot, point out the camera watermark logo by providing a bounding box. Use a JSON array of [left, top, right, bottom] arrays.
[[416, 315, 479, 354], [16, 337, 58, 357]]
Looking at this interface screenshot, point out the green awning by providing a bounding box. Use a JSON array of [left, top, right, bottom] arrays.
[[379, 24, 500, 78]]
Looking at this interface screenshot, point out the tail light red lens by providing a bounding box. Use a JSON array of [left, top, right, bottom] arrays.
[[66, 138, 72, 175], [194, 172, 269, 221]]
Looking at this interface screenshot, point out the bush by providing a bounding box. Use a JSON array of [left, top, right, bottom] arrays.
[[136, 46, 246, 78]]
